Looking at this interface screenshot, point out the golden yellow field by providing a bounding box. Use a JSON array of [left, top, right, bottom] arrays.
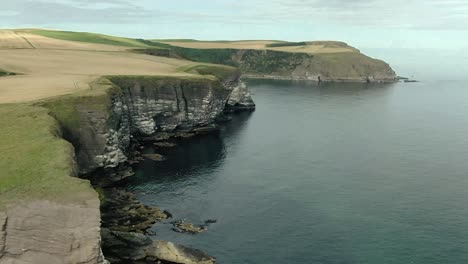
[[16, 32, 130, 51], [0, 30, 197, 103], [0, 30, 33, 49], [0, 29, 363, 104]]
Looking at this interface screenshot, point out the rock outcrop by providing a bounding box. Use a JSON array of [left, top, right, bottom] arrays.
[[150, 241, 215, 264], [101, 229, 215, 264], [225, 81, 256, 111], [0, 200, 104, 264]]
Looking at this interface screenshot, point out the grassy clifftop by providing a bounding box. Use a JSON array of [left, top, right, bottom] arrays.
[[0, 71, 230, 207], [0, 104, 96, 208]]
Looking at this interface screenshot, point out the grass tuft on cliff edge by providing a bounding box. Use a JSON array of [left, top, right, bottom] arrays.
[[177, 64, 240, 81]]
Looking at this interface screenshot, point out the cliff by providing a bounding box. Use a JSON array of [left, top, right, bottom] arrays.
[[137, 41, 396, 82], [234, 50, 396, 82], [0, 104, 104, 264], [0, 69, 254, 263], [43, 71, 254, 174], [2, 29, 396, 83], [0, 28, 257, 264]]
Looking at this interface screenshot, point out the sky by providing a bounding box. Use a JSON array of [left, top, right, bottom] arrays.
[[2, 0, 468, 79]]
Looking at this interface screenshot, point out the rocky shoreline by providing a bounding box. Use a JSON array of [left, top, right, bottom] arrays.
[[242, 74, 397, 83], [87, 127, 233, 264]]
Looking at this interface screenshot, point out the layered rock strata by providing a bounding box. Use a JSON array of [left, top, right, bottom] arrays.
[[63, 76, 254, 174], [0, 200, 104, 264]]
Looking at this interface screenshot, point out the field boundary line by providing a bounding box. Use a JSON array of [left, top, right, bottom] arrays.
[[14, 31, 35, 49]]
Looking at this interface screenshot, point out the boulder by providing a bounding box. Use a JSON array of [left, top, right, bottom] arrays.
[[148, 241, 216, 264]]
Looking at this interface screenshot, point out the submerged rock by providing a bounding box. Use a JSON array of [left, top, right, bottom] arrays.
[[153, 142, 177, 148], [191, 125, 220, 135], [142, 153, 166, 161], [173, 220, 208, 234]]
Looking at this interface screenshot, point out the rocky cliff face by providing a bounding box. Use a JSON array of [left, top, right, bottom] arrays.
[[6, 74, 254, 264], [139, 47, 396, 82], [0, 200, 104, 264], [52, 75, 255, 174], [225, 81, 256, 111], [233, 50, 396, 82]]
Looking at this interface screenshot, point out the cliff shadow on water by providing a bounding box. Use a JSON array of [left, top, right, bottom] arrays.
[[97, 111, 254, 264], [128, 111, 254, 193]]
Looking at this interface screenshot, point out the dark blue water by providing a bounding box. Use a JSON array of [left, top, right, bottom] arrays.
[[128, 79, 468, 264]]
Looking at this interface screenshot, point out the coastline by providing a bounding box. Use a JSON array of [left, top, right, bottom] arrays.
[[92, 128, 234, 263], [0, 68, 254, 263], [55, 74, 254, 263], [241, 74, 398, 83], [0, 29, 398, 264]]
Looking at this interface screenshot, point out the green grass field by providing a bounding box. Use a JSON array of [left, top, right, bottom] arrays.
[[0, 104, 96, 208], [177, 64, 239, 81]]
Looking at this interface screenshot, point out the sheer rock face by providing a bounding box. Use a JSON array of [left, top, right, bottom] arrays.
[[0, 200, 104, 264], [73, 76, 255, 174]]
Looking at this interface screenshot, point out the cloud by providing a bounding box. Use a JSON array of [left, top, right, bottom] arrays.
[[0, 0, 155, 24], [264, 0, 468, 30], [2, 0, 468, 31]]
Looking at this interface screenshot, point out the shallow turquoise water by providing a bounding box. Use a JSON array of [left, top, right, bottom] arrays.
[[129, 79, 468, 264]]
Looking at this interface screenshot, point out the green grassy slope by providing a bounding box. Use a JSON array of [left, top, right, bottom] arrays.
[[0, 104, 96, 208]]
